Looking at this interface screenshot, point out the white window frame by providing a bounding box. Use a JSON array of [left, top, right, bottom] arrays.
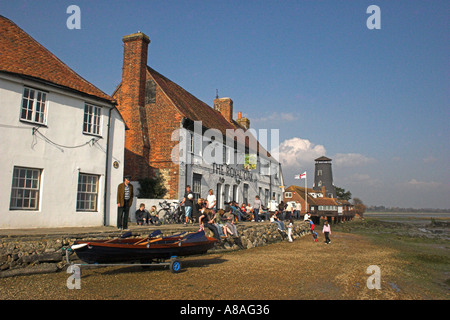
[[20, 87, 48, 125], [222, 145, 226, 165], [76, 173, 99, 212], [188, 132, 194, 154], [10, 166, 42, 210], [83, 103, 102, 136], [285, 192, 292, 198]]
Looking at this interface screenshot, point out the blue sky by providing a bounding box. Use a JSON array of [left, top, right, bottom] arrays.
[[2, 0, 449, 208]]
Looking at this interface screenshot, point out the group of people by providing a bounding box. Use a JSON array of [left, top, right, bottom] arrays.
[[116, 178, 331, 244], [305, 213, 332, 244], [134, 203, 161, 226]]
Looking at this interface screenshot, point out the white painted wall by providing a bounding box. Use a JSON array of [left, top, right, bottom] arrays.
[[0, 74, 125, 229], [176, 127, 283, 209]]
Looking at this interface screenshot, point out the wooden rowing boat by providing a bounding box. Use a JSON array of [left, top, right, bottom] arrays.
[[71, 230, 217, 264]]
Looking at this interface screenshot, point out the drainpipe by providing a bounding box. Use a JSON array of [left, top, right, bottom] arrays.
[[103, 107, 113, 226], [181, 117, 188, 199]]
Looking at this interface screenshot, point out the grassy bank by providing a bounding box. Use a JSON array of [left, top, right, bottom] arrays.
[[332, 217, 450, 299]]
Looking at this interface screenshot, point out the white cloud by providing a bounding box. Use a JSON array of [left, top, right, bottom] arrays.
[[403, 179, 442, 189], [276, 137, 326, 169], [334, 153, 376, 167]]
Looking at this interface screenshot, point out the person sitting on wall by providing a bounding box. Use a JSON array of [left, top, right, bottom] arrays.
[[259, 205, 269, 221], [149, 205, 161, 225], [246, 203, 254, 221], [217, 209, 233, 238], [270, 210, 285, 231], [270, 211, 287, 240], [304, 212, 311, 221], [135, 203, 150, 226], [193, 198, 205, 224], [198, 207, 221, 241], [229, 201, 243, 221], [238, 203, 251, 221], [223, 207, 239, 237]]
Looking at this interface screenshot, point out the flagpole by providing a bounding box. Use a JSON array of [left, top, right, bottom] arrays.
[[305, 172, 308, 214]]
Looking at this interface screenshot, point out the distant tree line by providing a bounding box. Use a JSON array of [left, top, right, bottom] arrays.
[[336, 186, 366, 216], [366, 206, 450, 213], [336, 186, 450, 214]]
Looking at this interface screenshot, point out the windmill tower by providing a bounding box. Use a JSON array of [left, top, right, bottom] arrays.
[[313, 156, 336, 198]]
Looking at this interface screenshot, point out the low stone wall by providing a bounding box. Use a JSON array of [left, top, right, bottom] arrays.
[[208, 221, 311, 252], [0, 221, 311, 278]]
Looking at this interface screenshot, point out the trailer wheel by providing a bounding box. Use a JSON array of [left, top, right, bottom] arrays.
[[170, 259, 182, 273]]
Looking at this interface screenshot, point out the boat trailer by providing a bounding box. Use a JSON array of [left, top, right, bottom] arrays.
[[64, 246, 183, 275]]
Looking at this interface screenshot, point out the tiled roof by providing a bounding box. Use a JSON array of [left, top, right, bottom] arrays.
[[0, 15, 112, 102], [315, 156, 332, 161], [147, 66, 273, 158], [286, 185, 319, 205], [313, 197, 339, 206]]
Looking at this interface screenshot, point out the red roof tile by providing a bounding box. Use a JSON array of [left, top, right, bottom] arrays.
[[0, 15, 112, 102], [147, 66, 273, 158]]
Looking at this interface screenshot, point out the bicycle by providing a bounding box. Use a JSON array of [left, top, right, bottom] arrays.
[[158, 200, 182, 224]]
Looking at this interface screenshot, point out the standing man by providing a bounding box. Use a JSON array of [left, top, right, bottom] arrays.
[[206, 189, 216, 212], [269, 196, 278, 215], [253, 195, 261, 222], [180, 185, 194, 226], [294, 202, 301, 220], [117, 175, 134, 230]]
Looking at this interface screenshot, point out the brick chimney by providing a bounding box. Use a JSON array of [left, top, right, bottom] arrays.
[[121, 32, 150, 112], [322, 186, 327, 197], [214, 97, 233, 123], [236, 111, 250, 130], [116, 32, 151, 178]]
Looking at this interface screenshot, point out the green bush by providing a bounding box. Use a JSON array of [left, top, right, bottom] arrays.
[[137, 176, 167, 199]]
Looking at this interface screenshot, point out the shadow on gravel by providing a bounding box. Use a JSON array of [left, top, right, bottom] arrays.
[[81, 255, 228, 277]]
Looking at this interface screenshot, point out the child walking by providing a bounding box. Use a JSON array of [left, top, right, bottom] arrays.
[[323, 220, 331, 244], [287, 218, 294, 242], [309, 219, 318, 242]]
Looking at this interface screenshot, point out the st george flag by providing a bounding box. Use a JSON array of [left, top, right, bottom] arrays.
[[294, 171, 306, 179]]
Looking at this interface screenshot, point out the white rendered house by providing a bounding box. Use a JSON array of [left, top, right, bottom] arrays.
[[0, 16, 125, 228]]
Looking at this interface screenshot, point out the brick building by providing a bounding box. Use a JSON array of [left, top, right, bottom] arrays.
[[113, 32, 283, 207], [284, 185, 354, 222]]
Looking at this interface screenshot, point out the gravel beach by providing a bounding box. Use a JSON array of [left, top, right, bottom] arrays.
[[1, 226, 444, 300]]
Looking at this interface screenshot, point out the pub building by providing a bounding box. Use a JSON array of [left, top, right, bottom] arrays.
[[113, 32, 284, 209]]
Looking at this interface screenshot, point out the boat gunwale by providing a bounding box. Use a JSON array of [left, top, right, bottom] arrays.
[[73, 236, 218, 250]]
